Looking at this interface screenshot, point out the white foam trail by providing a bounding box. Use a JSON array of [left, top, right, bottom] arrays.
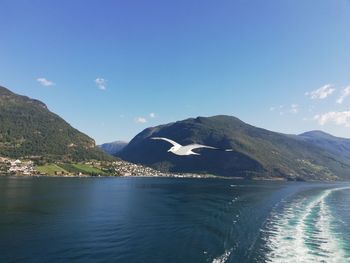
[[212, 248, 233, 263], [264, 187, 350, 263]]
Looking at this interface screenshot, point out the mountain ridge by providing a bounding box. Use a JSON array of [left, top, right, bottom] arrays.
[[299, 130, 350, 161], [119, 115, 350, 180]]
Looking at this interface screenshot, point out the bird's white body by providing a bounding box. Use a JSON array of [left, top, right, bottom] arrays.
[[151, 137, 232, 156]]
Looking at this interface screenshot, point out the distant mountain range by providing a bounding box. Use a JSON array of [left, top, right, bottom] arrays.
[[2, 85, 350, 180], [299, 131, 350, 160], [99, 141, 128, 155], [0, 86, 111, 161], [119, 115, 350, 180]]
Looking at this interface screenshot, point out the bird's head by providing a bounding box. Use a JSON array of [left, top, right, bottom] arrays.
[[168, 146, 175, 153]]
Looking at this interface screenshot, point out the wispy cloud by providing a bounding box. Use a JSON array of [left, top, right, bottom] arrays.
[[314, 111, 350, 127], [270, 104, 299, 115], [37, 77, 55, 87], [336, 86, 350, 104], [305, 84, 335, 100], [269, 105, 283, 112], [149, 112, 156, 118], [95, 78, 107, 90], [289, 104, 299, 114], [135, 117, 147, 124]]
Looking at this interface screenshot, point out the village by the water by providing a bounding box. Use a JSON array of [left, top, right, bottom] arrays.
[[0, 157, 205, 178]]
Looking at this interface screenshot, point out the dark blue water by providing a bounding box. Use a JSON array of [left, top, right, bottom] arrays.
[[0, 177, 349, 263]]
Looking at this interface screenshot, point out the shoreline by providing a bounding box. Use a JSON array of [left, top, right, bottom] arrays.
[[0, 172, 266, 180], [0, 173, 233, 179], [1, 173, 341, 182]]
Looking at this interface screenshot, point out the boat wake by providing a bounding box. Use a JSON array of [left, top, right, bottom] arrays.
[[263, 187, 350, 263], [212, 248, 233, 263]]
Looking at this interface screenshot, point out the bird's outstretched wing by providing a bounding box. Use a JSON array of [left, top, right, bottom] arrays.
[[187, 144, 218, 150], [151, 137, 182, 147], [189, 144, 233, 151]]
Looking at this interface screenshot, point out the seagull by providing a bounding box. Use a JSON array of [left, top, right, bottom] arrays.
[[151, 137, 233, 156]]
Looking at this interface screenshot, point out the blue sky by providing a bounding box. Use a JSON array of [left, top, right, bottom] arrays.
[[1, 0, 350, 143]]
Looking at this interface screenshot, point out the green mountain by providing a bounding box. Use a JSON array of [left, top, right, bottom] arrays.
[[119, 115, 350, 180], [0, 86, 112, 161]]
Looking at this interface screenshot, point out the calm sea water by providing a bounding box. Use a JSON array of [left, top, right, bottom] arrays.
[[0, 177, 349, 263]]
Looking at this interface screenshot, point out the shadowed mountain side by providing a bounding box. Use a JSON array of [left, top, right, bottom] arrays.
[[121, 137, 263, 177], [119, 115, 350, 180], [99, 141, 128, 155]]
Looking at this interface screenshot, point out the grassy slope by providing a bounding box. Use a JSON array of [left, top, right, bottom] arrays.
[[37, 164, 69, 175], [37, 163, 107, 176], [60, 163, 106, 175]]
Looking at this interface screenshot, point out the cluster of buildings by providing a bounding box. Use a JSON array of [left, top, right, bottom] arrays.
[[0, 157, 206, 178], [109, 160, 164, 176], [110, 160, 205, 178], [0, 157, 35, 176]]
